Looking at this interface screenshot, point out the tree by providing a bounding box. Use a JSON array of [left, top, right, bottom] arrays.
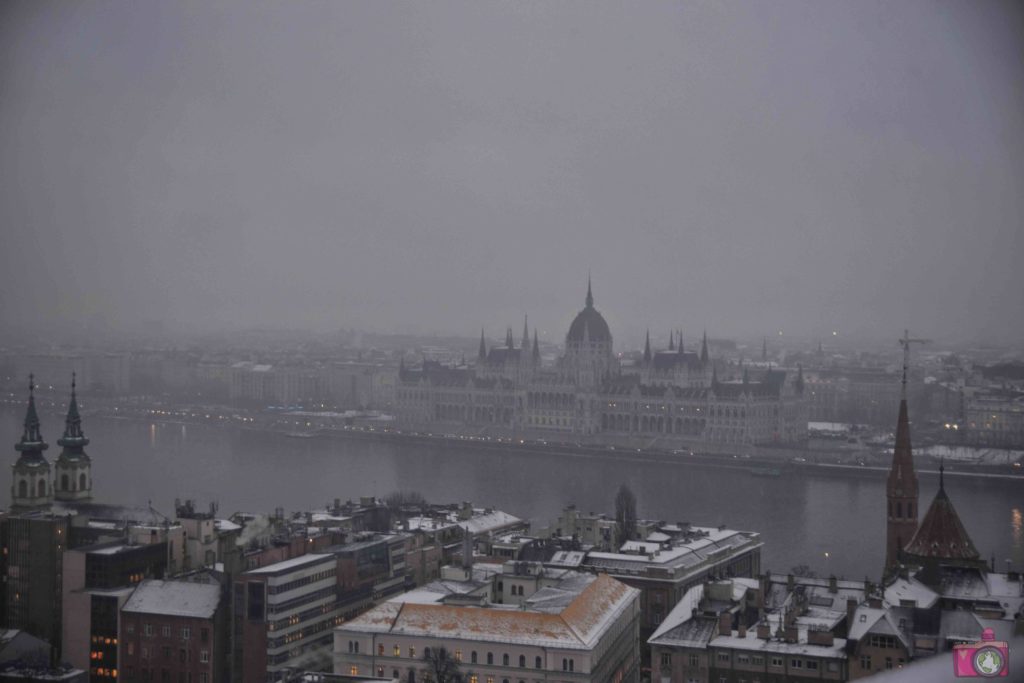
[[614, 484, 637, 548], [422, 646, 461, 683]]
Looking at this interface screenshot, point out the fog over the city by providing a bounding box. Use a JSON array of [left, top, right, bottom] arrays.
[[1, 1, 1021, 344]]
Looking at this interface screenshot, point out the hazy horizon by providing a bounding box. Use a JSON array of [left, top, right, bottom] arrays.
[[2, 1, 1022, 345]]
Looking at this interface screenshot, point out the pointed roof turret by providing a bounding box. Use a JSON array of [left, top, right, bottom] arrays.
[[58, 372, 89, 450], [795, 364, 805, 395], [532, 329, 540, 362], [677, 330, 684, 355], [521, 315, 530, 350], [15, 374, 48, 455], [478, 329, 487, 360], [585, 274, 594, 309], [668, 331, 675, 351], [643, 330, 652, 364], [711, 364, 719, 390], [742, 367, 750, 385], [505, 327, 514, 349], [700, 331, 709, 364], [762, 336, 768, 361], [903, 463, 979, 562]]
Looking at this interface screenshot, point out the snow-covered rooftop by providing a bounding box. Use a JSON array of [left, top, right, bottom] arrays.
[[341, 574, 638, 650], [122, 580, 221, 619], [245, 553, 333, 575]]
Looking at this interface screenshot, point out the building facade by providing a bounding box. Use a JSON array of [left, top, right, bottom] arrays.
[[393, 282, 807, 451]]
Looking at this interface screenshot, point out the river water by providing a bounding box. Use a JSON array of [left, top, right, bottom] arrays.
[[3, 407, 1021, 581]]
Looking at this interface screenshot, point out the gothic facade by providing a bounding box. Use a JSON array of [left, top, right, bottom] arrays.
[[394, 282, 808, 448]]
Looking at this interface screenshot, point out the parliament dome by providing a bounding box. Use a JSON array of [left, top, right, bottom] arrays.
[[566, 280, 612, 343]]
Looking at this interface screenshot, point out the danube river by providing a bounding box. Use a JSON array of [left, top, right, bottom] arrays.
[[3, 407, 1021, 581]]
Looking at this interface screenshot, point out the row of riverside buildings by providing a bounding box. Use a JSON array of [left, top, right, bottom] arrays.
[[393, 281, 808, 451], [3, 361, 1022, 682]]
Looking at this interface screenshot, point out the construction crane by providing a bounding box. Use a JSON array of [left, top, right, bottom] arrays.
[[898, 329, 930, 399]]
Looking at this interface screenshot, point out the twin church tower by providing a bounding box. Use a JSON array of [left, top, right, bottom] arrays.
[[10, 374, 93, 510]]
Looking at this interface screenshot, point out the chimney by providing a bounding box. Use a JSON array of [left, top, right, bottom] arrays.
[[737, 623, 747, 638], [829, 575, 838, 594], [718, 612, 732, 636], [787, 573, 795, 591], [783, 625, 799, 643], [756, 623, 771, 640], [461, 528, 474, 571], [808, 629, 834, 647], [846, 598, 857, 627]]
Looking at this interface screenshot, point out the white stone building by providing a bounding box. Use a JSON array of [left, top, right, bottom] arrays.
[[334, 572, 641, 683]]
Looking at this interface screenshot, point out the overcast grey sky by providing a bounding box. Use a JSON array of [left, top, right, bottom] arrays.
[[1, 1, 1021, 345]]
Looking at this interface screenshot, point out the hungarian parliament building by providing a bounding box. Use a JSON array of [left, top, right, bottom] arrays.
[[394, 282, 808, 450]]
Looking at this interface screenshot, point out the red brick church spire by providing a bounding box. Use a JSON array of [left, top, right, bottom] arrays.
[[884, 331, 927, 577]]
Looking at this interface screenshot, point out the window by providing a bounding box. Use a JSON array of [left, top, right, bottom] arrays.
[[354, 641, 359, 654], [534, 656, 541, 669], [569, 659, 574, 672], [660, 653, 671, 668], [791, 659, 803, 669], [144, 624, 154, 637], [737, 654, 749, 664], [379, 644, 385, 656], [409, 647, 416, 658], [827, 662, 840, 673], [885, 657, 893, 670], [199, 650, 209, 664], [395, 645, 401, 657], [518, 655, 525, 667], [425, 648, 431, 658], [717, 652, 730, 664], [502, 654, 509, 666], [181, 627, 191, 640], [471, 651, 478, 664], [860, 655, 872, 670], [752, 656, 763, 666], [562, 659, 568, 671], [350, 666, 359, 676], [469, 677, 478, 683], [162, 626, 171, 637], [127, 624, 136, 635], [689, 654, 699, 667], [806, 660, 818, 671], [487, 653, 494, 665], [455, 649, 462, 662], [770, 656, 783, 667], [199, 675, 207, 683]]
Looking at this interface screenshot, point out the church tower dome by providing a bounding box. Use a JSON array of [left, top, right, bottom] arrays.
[[11, 375, 53, 510], [55, 373, 92, 502]]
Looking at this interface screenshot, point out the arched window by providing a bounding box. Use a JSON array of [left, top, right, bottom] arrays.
[[569, 659, 574, 672], [502, 654, 509, 666], [61, 474, 69, 491], [518, 655, 525, 667], [562, 659, 568, 671], [379, 644, 385, 656], [471, 651, 477, 664], [18, 480, 27, 499], [37, 480, 46, 497], [424, 647, 431, 658], [535, 656, 542, 669], [896, 502, 902, 518], [487, 653, 493, 665], [79, 473, 87, 490]]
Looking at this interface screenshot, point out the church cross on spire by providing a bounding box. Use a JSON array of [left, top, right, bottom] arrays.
[[16, 374, 47, 452]]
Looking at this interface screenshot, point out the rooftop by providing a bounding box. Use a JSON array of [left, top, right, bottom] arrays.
[[122, 580, 221, 619]]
